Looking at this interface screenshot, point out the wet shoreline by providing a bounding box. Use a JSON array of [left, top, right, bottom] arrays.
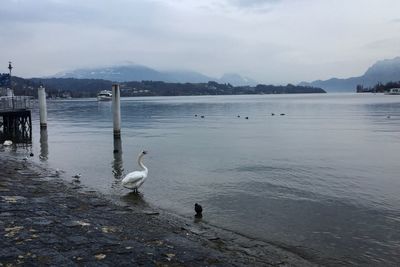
[[0, 153, 319, 266]]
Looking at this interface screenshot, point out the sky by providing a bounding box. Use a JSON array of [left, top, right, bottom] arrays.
[[1, 0, 400, 84]]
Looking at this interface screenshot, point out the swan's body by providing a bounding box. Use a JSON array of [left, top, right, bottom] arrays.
[[122, 150, 148, 191]]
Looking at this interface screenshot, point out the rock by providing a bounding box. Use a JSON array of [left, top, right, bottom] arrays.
[[95, 253, 106, 260], [144, 211, 160, 215]]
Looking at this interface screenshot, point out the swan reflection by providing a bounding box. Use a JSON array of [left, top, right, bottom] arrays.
[[112, 137, 123, 179], [39, 128, 48, 161], [121, 191, 148, 208]]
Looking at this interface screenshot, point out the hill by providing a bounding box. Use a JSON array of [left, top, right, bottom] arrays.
[[54, 64, 257, 86], [300, 57, 400, 92], [0, 75, 325, 98]]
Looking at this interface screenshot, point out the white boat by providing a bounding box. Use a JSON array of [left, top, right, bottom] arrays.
[[97, 90, 112, 101], [385, 88, 400, 95]]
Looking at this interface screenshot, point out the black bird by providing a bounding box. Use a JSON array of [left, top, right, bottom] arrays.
[[280, 113, 285, 116], [237, 115, 240, 118], [200, 115, 205, 118], [271, 113, 275, 116], [29, 152, 34, 157], [195, 203, 203, 216], [245, 116, 249, 119]]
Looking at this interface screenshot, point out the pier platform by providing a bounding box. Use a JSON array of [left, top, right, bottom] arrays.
[[0, 96, 32, 143]]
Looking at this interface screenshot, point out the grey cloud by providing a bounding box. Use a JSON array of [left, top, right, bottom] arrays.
[[364, 38, 400, 50], [228, 0, 280, 8], [0, 0, 169, 38], [0, 0, 94, 24]]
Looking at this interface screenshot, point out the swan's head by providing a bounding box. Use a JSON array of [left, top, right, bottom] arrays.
[[142, 150, 148, 155]]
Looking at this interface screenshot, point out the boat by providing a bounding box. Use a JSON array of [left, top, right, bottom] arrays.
[[385, 88, 400, 95], [97, 90, 112, 101]]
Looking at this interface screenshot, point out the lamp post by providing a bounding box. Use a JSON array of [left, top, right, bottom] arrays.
[[8, 61, 14, 109]]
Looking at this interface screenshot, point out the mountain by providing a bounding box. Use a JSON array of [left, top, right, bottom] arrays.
[[0, 74, 325, 98], [54, 65, 256, 86], [55, 65, 166, 82], [220, 73, 257, 86], [300, 57, 400, 92]]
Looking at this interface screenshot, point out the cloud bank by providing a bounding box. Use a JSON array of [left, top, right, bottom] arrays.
[[1, 0, 400, 84]]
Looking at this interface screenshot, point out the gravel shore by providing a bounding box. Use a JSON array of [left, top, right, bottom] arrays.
[[0, 153, 316, 266]]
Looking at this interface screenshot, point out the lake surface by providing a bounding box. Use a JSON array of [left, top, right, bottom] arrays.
[[14, 94, 400, 265]]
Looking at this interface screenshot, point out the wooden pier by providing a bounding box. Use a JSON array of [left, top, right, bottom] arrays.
[[0, 96, 32, 143]]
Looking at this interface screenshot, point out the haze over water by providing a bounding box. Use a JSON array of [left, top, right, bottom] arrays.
[[22, 93, 400, 265]]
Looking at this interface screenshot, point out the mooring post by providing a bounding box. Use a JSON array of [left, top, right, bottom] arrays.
[[112, 84, 121, 137], [38, 86, 47, 128]]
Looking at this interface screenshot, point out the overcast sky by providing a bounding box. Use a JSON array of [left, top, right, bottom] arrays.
[[1, 0, 399, 84]]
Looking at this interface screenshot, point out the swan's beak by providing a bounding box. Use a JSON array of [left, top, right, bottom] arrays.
[[142, 150, 148, 155]]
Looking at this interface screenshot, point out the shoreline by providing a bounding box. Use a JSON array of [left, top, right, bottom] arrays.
[[1, 153, 317, 266]]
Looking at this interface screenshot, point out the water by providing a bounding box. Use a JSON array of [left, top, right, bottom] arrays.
[[18, 94, 400, 265]]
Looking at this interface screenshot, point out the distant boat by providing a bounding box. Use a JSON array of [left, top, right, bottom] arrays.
[[385, 88, 400, 95], [97, 90, 112, 101]]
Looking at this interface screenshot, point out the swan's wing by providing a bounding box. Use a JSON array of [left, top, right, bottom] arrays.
[[122, 171, 145, 186]]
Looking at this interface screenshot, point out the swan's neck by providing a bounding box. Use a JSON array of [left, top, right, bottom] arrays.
[[138, 154, 148, 174]]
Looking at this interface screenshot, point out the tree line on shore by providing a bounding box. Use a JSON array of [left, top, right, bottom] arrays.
[[0, 74, 326, 98], [356, 81, 400, 93]]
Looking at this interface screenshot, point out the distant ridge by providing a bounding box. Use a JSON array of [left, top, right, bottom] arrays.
[[54, 64, 257, 86], [1, 73, 325, 98], [299, 57, 400, 92]]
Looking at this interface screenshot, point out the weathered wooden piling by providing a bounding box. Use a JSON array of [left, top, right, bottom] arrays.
[[38, 86, 47, 128], [112, 84, 121, 137], [0, 110, 32, 142]]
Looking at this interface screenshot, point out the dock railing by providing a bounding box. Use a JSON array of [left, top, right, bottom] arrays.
[[0, 96, 33, 111]]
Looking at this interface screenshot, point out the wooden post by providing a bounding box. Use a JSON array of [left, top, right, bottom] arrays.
[[38, 86, 47, 128], [112, 84, 121, 137]]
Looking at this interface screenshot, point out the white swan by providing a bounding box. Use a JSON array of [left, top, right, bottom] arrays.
[[122, 150, 148, 192]]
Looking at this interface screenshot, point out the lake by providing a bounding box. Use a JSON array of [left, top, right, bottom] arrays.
[[15, 93, 400, 265]]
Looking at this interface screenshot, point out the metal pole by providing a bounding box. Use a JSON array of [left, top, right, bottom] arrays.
[[38, 86, 47, 128], [112, 84, 121, 137], [8, 62, 14, 109]]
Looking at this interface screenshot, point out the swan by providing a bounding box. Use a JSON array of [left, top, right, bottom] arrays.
[[122, 150, 148, 192]]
